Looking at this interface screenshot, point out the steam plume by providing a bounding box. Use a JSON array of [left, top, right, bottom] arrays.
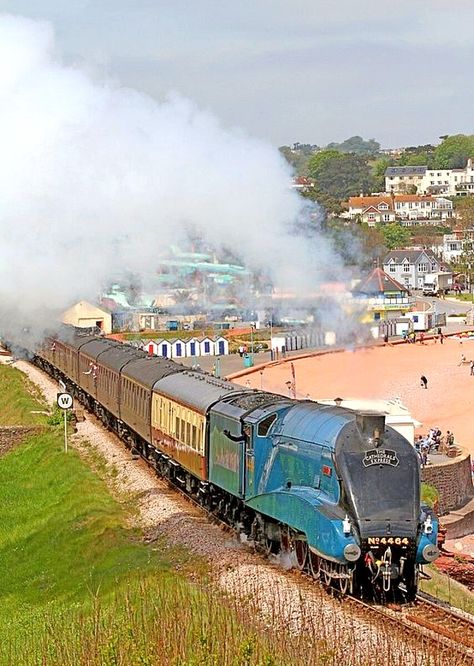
[[0, 14, 343, 345]]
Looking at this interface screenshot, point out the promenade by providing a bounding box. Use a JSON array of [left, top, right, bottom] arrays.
[[229, 336, 474, 457]]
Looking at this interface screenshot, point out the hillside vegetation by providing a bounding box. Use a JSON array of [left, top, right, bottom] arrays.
[[0, 364, 310, 665]]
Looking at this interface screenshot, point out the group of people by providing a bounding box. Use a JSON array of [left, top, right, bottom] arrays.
[[415, 428, 456, 466], [403, 327, 445, 345]]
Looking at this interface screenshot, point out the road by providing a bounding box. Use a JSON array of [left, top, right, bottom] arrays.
[[417, 295, 472, 317]]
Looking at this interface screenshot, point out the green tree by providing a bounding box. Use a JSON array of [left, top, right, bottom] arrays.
[[453, 196, 474, 229], [371, 156, 393, 191], [308, 151, 375, 200], [434, 134, 474, 169], [377, 223, 410, 250], [326, 135, 381, 155]]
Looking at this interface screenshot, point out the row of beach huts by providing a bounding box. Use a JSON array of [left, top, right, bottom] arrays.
[[134, 335, 230, 359]]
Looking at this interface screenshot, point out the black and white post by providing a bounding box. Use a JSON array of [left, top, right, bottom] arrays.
[[57, 391, 73, 453]]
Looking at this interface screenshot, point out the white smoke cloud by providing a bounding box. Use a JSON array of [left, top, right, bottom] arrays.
[[0, 14, 343, 344]]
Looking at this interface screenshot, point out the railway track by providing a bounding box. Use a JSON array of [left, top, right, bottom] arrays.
[[149, 456, 474, 662], [148, 449, 474, 661], [336, 591, 474, 662]]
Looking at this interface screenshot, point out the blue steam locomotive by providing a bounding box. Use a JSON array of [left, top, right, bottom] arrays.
[[35, 328, 439, 601]]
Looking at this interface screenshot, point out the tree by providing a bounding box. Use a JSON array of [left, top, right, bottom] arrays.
[[377, 223, 410, 250], [278, 146, 312, 176], [325, 135, 381, 155], [371, 156, 393, 191], [454, 196, 474, 229], [434, 134, 474, 169], [308, 151, 375, 200]]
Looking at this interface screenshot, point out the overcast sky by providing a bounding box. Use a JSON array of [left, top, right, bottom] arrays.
[[3, 1, 474, 148]]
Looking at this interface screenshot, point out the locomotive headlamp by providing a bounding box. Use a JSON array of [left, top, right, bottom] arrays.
[[423, 515, 433, 535], [422, 543, 439, 562], [343, 543, 361, 562], [342, 514, 351, 534]]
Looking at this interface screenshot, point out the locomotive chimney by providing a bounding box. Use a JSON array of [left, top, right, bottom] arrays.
[[356, 411, 386, 446]]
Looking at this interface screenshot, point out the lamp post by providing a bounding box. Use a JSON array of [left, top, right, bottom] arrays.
[[250, 323, 255, 362]]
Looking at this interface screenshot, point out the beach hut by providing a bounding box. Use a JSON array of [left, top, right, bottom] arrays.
[[199, 336, 215, 356], [185, 337, 201, 357], [155, 339, 171, 358], [213, 335, 229, 356], [170, 338, 186, 359], [144, 339, 159, 356]]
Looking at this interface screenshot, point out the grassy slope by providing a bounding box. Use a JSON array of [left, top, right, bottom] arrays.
[[0, 365, 290, 665], [0, 364, 49, 425], [0, 431, 169, 659], [420, 565, 474, 614]]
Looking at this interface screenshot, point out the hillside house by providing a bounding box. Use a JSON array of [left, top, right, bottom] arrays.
[[348, 195, 453, 226], [382, 249, 444, 290]]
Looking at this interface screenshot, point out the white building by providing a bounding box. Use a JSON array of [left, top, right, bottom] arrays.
[[382, 248, 445, 290], [442, 228, 474, 263], [348, 195, 453, 227], [62, 300, 112, 335], [385, 159, 474, 196], [394, 196, 453, 223]]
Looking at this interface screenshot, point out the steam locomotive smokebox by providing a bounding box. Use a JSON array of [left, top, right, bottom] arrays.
[[356, 411, 386, 439]]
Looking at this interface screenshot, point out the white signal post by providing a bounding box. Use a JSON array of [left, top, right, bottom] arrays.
[[57, 391, 73, 453]]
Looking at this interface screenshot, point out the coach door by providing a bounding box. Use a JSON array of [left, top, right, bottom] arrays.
[[243, 423, 255, 497]]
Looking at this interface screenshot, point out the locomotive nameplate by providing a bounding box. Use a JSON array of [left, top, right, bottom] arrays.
[[362, 448, 399, 467], [367, 536, 410, 546]]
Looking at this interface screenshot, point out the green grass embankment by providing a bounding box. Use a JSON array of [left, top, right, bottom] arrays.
[[0, 364, 317, 665], [0, 364, 49, 425]]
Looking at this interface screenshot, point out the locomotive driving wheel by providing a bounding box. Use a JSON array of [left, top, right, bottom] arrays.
[[308, 551, 320, 579], [338, 564, 350, 595], [289, 531, 308, 570]]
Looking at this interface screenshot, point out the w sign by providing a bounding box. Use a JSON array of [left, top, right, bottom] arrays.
[[57, 392, 73, 410]]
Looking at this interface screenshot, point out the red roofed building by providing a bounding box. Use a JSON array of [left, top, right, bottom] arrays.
[[348, 194, 453, 227], [353, 267, 412, 321]]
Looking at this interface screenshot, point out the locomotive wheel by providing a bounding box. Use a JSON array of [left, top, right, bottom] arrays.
[[323, 567, 331, 586], [308, 551, 320, 579], [338, 565, 349, 595], [289, 532, 307, 570]]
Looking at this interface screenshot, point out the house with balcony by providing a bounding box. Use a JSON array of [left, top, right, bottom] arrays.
[[443, 228, 474, 263], [348, 194, 454, 227], [352, 267, 412, 321], [385, 159, 474, 196], [394, 195, 453, 225], [347, 196, 396, 226], [382, 248, 445, 290]]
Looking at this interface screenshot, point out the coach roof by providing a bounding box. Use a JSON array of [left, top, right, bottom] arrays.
[[153, 370, 241, 413]]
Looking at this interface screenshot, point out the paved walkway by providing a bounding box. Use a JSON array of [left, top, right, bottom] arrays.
[[229, 331, 474, 457]]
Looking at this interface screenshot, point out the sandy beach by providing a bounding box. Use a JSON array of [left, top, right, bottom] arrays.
[[236, 337, 474, 455]]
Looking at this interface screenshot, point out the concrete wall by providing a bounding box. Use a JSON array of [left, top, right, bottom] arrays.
[[421, 453, 474, 515]]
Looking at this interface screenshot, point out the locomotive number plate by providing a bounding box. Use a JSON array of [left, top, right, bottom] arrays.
[[367, 537, 410, 546]]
